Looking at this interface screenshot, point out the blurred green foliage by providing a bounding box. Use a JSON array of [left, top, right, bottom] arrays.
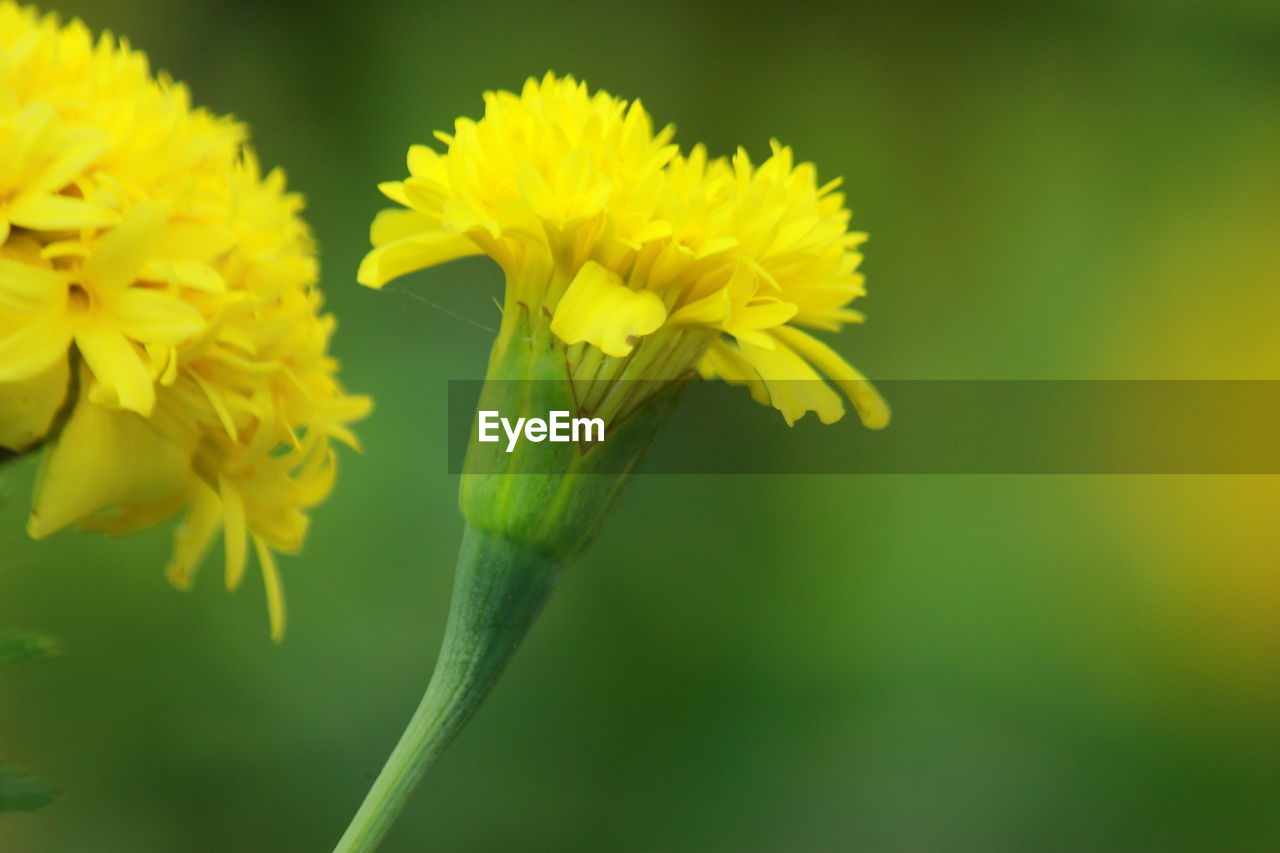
[[0, 766, 54, 814], [3, 0, 1280, 850], [1, 632, 56, 814], [0, 633, 58, 669]]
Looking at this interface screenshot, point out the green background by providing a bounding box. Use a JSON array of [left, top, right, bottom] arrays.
[[4, 0, 1280, 849]]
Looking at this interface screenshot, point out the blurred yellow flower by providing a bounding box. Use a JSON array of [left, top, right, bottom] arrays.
[[0, 1, 370, 639], [360, 72, 887, 428]]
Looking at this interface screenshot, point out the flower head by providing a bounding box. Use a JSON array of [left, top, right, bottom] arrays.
[[360, 72, 887, 427], [0, 2, 370, 639]]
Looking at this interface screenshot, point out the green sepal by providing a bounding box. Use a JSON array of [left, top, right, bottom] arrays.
[[459, 303, 682, 559]]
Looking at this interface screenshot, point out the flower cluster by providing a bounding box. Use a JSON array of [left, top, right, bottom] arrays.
[[360, 72, 886, 428], [0, 2, 369, 638]]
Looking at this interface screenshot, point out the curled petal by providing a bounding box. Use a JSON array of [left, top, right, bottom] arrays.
[[736, 335, 845, 426], [550, 261, 667, 357], [772, 326, 889, 429], [356, 229, 480, 288]]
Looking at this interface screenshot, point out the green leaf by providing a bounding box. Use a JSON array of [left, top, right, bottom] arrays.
[[0, 766, 54, 813]]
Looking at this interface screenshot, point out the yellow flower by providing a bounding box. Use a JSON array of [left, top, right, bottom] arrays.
[[0, 2, 369, 639], [360, 72, 887, 428], [1, 202, 206, 415], [339, 77, 893, 849]]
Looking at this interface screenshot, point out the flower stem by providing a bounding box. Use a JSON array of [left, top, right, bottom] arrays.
[[334, 524, 564, 853]]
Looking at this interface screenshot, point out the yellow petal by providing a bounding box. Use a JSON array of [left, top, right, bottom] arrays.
[[356, 230, 480, 288], [401, 176, 449, 216], [254, 535, 287, 642], [74, 322, 155, 415], [668, 287, 731, 327], [772, 326, 890, 429], [695, 236, 739, 259], [109, 287, 206, 344], [81, 201, 166, 294], [0, 312, 73, 382], [0, 103, 55, 188], [296, 443, 337, 507], [0, 257, 67, 314], [26, 130, 111, 196], [737, 336, 845, 426], [165, 480, 222, 590], [157, 222, 237, 262], [729, 298, 799, 338], [7, 193, 120, 232], [378, 181, 409, 205], [698, 339, 770, 408], [27, 391, 194, 539], [406, 143, 442, 177], [516, 163, 559, 219], [145, 259, 226, 292], [220, 475, 248, 590], [550, 261, 667, 357], [0, 355, 69, 452], [369, 208, 439, 245], [80, 490, 186, 535]]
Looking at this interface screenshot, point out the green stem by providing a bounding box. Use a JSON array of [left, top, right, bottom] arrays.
[[334, 525, 564, 853]]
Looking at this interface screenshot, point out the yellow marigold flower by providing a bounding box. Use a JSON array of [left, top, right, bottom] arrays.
[[337, 75, 890, 852], [359, 72, 887, 428], [0, 2, 369, 639]]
